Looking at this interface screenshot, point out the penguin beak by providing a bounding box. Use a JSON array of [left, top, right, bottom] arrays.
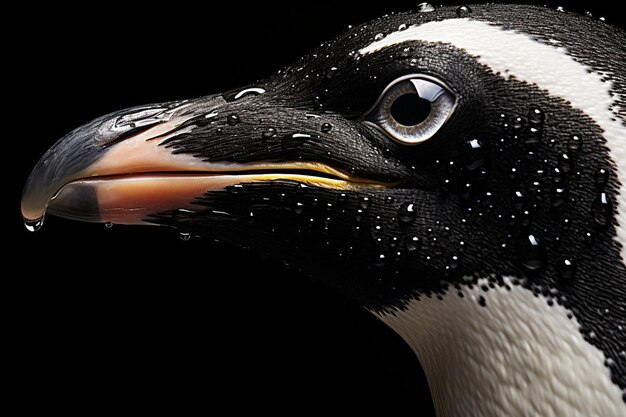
[[21, 98, 215, 226], [22, 97, 386, 227]]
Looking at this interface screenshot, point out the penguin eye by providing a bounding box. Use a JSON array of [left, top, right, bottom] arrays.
[[364, 75, 457, 145]]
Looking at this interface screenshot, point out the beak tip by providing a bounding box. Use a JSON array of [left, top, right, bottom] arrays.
[[21, 179, 102, 228], [21, 195, 46, 229]]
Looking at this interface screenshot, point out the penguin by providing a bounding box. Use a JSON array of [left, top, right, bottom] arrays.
[[21, 4, 626, 416]]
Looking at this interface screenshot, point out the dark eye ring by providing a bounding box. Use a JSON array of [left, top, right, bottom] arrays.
[[363, 74, 457, 145]]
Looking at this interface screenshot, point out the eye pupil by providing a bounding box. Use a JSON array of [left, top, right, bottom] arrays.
[[390, 93, 431, 126]]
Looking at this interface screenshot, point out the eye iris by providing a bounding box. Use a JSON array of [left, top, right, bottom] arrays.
[[363, 74, 456, 145], [390, 93, 431, 126]]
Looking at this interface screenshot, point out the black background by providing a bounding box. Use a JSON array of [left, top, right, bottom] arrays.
[[9, 1, 625, 414]]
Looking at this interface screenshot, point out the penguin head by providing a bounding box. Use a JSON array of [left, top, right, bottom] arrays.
[[22, 5, 625, 311]]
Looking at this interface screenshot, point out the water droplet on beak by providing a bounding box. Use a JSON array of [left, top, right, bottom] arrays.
[[24, 215, 44, 232]]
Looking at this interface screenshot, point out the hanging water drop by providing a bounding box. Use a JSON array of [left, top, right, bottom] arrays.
[[417, 2, 435, 13], [24, 216, 44, 232], [398, 202, 417, 225], [227, 114, 240, 126], [321, 123, 333, 133], [398, 23, 408, 31], [456, 5, 472, 16], [409, 58, 418, 67], [294, 202, 305, 215], [360, 196, 371, 210], [518, 234, 546, 272], [374, 33, 385, 41], [179, 232, 191, 241], [105, 222, 113, 229]]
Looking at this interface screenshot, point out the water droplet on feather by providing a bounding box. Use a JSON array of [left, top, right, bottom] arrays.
[[398, 202, 417, 225], [262, 128, 277, 139], [528, 107, 544, 125], [519, 234, 545, 272], [460, 138, 489, 171], [405, 236, 420, 252], [595, 168, 609, 186], [558, 258, 577, 280], [227, 114, 240, 126], [456, 5, 472, 16], [592, 192, 613, 227]]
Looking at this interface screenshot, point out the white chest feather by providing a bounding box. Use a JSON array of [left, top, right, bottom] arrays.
[[377, 278, 625, 417]]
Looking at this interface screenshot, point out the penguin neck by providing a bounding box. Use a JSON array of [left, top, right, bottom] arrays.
[[376, 277, 626, 417]]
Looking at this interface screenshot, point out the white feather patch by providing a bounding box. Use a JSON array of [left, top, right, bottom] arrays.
[[377, 278, 626, 417], [360, 19, 626, 262]]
